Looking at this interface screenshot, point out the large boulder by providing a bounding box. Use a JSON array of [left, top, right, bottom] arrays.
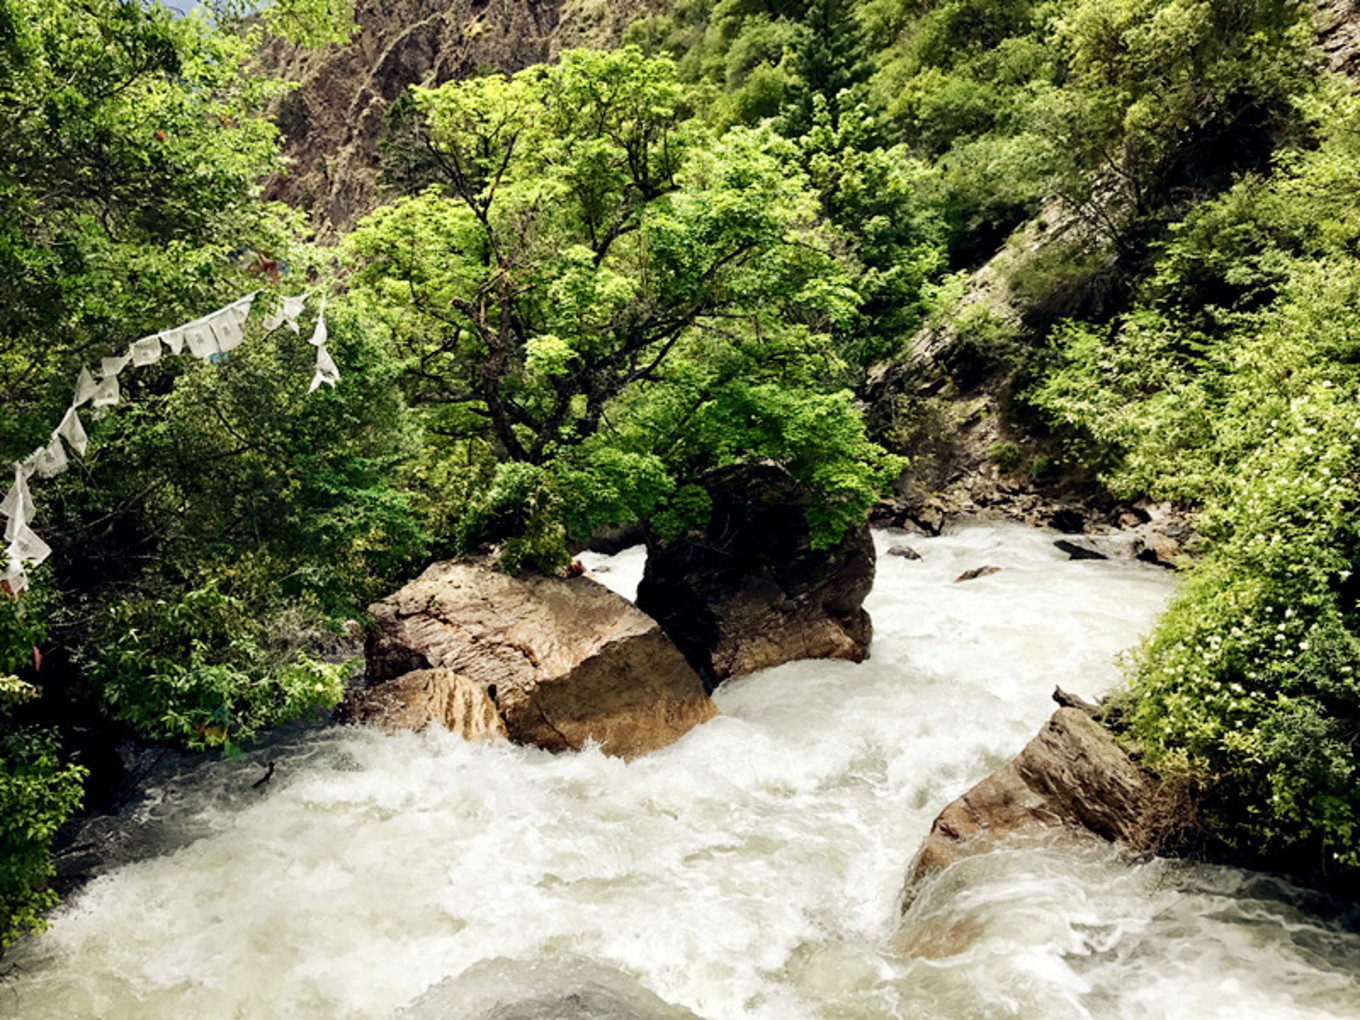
[[635, 464, 875, 692], [901, 708, 1157, 908], [350, 560, 719, 758]]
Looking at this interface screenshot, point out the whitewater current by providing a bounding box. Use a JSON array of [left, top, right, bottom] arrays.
[[6, 522, 1360, 1019]]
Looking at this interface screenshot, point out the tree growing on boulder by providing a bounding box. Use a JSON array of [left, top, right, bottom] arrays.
[[346, 47, 900, 571]]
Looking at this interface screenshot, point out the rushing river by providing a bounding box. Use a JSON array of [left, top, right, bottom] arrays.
[[7, 522, 1360, 1019]]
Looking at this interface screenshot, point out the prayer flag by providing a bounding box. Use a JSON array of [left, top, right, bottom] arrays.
[[184, 323, 218, 359], [210, 310, 245, 353], [91, 375, 120, 408], [35, 436, 67, 479], [101, 352, 132, 378], [1, 470, 34, 542], [159, 326, 187, 355], [73, 367, 98, 407], [309, 297, 328, 347], [131, 335, 163, 367], [8, 523, 51, 568], [57, 407, 88, 457]]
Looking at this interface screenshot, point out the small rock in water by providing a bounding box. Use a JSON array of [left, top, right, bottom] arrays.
[[1055, 539, 1107, 561], [954, 565, 1001, 582], [888, 544, 922, 560]]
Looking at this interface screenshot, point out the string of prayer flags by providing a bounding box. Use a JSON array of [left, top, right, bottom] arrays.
[[1, 289, 334, 594]]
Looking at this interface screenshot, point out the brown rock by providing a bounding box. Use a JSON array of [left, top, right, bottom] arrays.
[[902, 709, 1155, 908], [345, 668, 508, 741], [954, 565, 1001, 582], [635, 464, 874, 691], [352, 560, 718, 758]]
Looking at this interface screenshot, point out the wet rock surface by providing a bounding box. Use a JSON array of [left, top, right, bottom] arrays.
[[636, 464, 875, 692], [352, 559, 718, 757], [902, 707, 1156, 908]]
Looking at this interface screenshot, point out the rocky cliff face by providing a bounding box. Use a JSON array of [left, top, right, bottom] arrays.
[[256, 0, 656, 235]]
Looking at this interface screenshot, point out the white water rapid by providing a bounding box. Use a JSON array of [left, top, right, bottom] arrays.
[[7, 522, 1360, 1019]]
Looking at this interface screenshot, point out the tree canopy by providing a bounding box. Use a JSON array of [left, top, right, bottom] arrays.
[[346, 47, 901, 570]]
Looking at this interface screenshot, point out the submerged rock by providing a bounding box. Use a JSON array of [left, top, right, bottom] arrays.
[[1054, 538, 1108, 561], [954, 565, 1001, 582], [636, 464, 874, 691], [888, 544, 923, 560], [351, 560, 718, 758], [901, 708, 1156, 909]]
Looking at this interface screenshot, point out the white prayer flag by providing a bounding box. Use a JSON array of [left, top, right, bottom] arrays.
[[159, 326, 187, 355], [57, 407, 88, 457], [101, 352, 132, 378], [131, 335, 163, 367], [229, 293, 256, 327], [91, 374, 120, 408], [309, 297, 328, 347], [184, 323, 218, 359], [2, 558, 28, 594], [73, 367, 98, 407], [8, 523, 51, 568], [1, 469, 34, 542], [35, 436, 67, 479], [283, 294, 306, 333], [17, 452, 40, 481], [309, 344, 340, 391], [209, 309, 245, 353]]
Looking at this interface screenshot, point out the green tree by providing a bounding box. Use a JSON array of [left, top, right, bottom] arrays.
[[347, 48, 900, 569]]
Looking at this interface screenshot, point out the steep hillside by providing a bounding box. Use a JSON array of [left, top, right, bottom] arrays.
[[257, 0, 657, 235]]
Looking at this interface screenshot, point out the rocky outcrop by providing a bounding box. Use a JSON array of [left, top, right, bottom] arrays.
[[1318, 0, 1360, 78], [255, 0, 658, 236], [636, 464, 875, 692], [901, 708, 1157, 909], [349, 559, 718, 758]]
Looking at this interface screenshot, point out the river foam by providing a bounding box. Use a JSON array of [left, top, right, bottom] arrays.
[[8, 522, 1359, 1019]]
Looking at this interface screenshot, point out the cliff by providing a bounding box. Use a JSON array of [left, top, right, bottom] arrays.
[[256, 0, 657, 236]]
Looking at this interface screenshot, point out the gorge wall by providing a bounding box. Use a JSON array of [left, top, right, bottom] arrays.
[[256, 0, 659, 235]]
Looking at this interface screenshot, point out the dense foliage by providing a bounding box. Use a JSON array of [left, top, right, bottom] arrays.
[[1033, 86, 1360, 868], [0, 590, 84, 950]]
